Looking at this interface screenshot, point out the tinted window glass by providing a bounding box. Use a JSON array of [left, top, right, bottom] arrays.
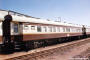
[[37, 26, 41, 32], [43, 26, 47, 32], [31, 26, 35, 30], [24, 25, 29, 30], [14, 24, 18, 33], [53, 27, 56, 32]]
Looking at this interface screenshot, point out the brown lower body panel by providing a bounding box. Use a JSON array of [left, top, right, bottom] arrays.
[[22, 33, 83, 41], [0, 36, 2, 43], [86, 32, 90, 34], [0, 32, 90, 42]]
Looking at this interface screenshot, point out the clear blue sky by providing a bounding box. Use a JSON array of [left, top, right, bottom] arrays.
[[0, 0, 90, 25]]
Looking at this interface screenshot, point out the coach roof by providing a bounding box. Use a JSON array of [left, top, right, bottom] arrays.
[[0, 9, 84, 27]]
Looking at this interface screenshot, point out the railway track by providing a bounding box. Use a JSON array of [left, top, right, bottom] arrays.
[[0, 38, 90, 60]]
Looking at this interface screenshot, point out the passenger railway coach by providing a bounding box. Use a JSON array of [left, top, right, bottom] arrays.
[[0, 10, 90, 53]]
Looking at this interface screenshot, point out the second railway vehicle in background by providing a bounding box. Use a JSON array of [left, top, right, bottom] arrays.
[[0, 10, 90, 53]]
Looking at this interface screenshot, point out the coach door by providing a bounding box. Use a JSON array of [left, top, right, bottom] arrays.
[[13, 22, 23, 41]]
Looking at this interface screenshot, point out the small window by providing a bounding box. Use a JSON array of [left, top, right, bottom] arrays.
[[53, 27, 56, 32], [24, 25, 29, 30], [57, 27, 60, 32], [14, 23, 18, 33], [63, 27, 65, 32], [43, 26, 47, 32], [66, 28, 70, 32], [31, 26, 35, 30], [37, 26, 41, 32], [77, 29, 80, 32], [48, 26, 52, 32]]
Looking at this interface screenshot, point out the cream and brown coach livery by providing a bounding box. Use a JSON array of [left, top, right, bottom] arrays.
[[0, 9, 90, 53]]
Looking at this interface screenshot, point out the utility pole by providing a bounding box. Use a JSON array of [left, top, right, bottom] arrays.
[[57, 17, 61, 22]]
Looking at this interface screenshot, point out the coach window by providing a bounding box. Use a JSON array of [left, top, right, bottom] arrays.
[[63, 27, 65, 32], [77, 29, 79, 32], [59, 27, 60, 32], [66, 28, 70, 32], [24, 25, 29, 30], [53, 27, 56, 32], [49, 26, 52, 32], [43, 26, 47, 32], [57, 27, 60, 32], [37, 26, 41, 32], [14, 23, 18, 33], [31, 26, 35, 30]]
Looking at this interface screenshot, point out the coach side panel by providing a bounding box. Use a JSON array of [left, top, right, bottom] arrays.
[[86, 28, 90, 34], [21, 23, 83, 41]]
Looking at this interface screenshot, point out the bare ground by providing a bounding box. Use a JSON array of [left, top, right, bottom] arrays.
[[39, 43, 90, 60]]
